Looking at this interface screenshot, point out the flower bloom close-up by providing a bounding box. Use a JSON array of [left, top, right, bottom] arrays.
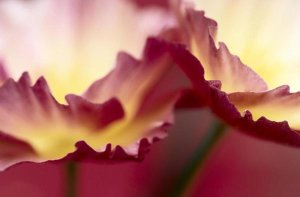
[[0, 0, 183, 169], [2, 0, 300, 196], [160, 0, 300, 147]]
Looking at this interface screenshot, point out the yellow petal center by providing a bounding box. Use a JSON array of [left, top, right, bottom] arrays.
[[194, 0, 300, 91]]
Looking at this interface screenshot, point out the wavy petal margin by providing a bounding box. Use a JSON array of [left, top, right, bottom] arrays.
[[1, 35, 300, 170], [177, 7, 300, 146], [229, 86, 300, 131], [163, 3, 268, 93], [127, 38, 300, 148], [207, 87, 300, 147], [0, 37, 206, 170], [150, 3, 300, 147], [0, 72, 127, 169], [146, 38, 300, 147], [67, 2, 300, 160]]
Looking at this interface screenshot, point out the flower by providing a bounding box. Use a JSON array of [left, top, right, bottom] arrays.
[[161, 0, 300, 146], [0, 0, 192, 170], [2, 0, 299, 171]]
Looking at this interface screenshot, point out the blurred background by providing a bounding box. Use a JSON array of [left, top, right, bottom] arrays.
[[1, 0, 300, 196]]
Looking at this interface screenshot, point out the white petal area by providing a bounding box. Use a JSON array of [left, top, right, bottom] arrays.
[[186, 0, 300, 92], [0, 0, 175, 102]]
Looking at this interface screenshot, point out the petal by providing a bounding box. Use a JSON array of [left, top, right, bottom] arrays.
[[176, 8, 267, 93], [189, 0, 300, 92], [62, 134, 152, 161], [0, 131, 36, 170], [84, 41, 193, 115], [229, 86, 300, 130], [185, 67, 300, 146], [179, 59, 300, 147], [0, 0, 175, 102], [84, 36, 211, 111], [146, 37, 300, 147], [158, 2, 300, 146], [0, 73, 127, 165], [0, 38, 202, 169], [209, 87, 300, 147], [84, 38, 198, 155]]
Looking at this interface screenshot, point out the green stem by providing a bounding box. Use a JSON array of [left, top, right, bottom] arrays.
[[66, 161, 78, 197], [172, 120, 226, 197]]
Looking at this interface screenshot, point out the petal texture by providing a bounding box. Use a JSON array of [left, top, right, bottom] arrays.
[[207, 87, 300, 147], [172, 7, 268, 93], [0, 72, 160, 169], [188, 0, 300, 92], [0, 0, 175, 102], [0, 38, 203, 170], [155, 3, 300, 147], [174, 47, 300, 147], [0, 73, 126, 162], [229, 86, 300, 130], [84, 38, 197, 155]]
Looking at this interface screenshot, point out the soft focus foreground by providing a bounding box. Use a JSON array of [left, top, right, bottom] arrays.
[[2, 109, 300, 197], [0, 0, 182, 169]]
